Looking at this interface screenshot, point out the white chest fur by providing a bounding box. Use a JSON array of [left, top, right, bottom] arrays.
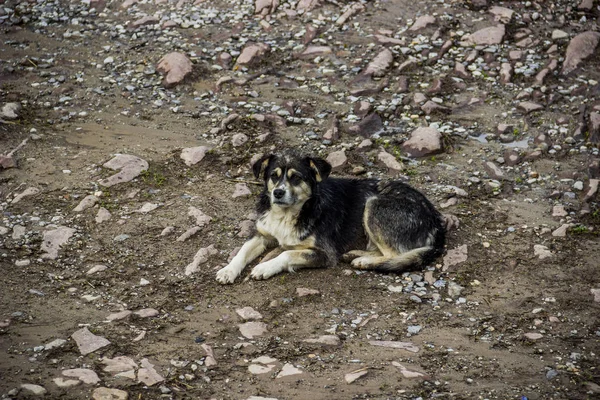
[[256, 207, 303, 247]]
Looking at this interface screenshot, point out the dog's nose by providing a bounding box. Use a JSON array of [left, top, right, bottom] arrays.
[[273, 189, 285, 199]]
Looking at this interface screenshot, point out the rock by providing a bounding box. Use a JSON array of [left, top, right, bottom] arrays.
[[345, 369, 368, 383], [202, 344, 217, 366], [552, 30, 569, 40], [347, 113, 383, 137], [484, 161, 504, 180], [443, 244, 468, 271], [44, 338, 67, 350], [369, 340, 419, 353], [137, 358, 164, 386], [296, 287, 320, 296], [237, 220, 254, 238], [92, 387, 129, 400], [524, 332, 543, 340], [500, 62, 512, 84], [377, 150, 403, 173], [253, 356, 278, 364], [303, 335, 341, 346], [364, 49, 393, 77], [392, 362, 427, 379], [236, 42, 270, 65], [62, 368, 101, 384], [137, 203, 158, 214], [98, 154, 148, 187], [591, 288, 600, 303], [552, 205, 568, 217], [534, 244, 552, 260], [248, 364, 275, 374], [402, 127, 443, 157], [53, 378, 81, 388], [276, 363, 303, 378], [156, 52, 193, 88], [584, 179, 599, 202], [562, 32, 600, 75], [107, 310, 132, 321], [135, 308, 159, 318], [335, 3, 364, 25], [464, 25, 505, 45], [1, 102, 21, 119], [180, 146, 209, 166], [552, 224, 572, 237], [41, 226, 76, 260], [421, 101, 450, 115], [0, 154, 16, 169], [188, 206, 212, 227], [73, 195, 98, 212], [489, 6, 513, 23], [11, 187, 40, 204], [408, 15, 435, 31], [232, 183, 252, 198], [232, 133, 249, 147], [255, 0, 278, 16], [132, 15, 158, 27], [20, 384, 47, 395], [71, 327, 111, 355], [176, 226, 201, 242], [102, 356, 138, 373], [323, 117, 340, 141], [297, 45, 332, 58], [447, 281, 464, 298], [590, 112, 600, 144], [326, 150, 347, 171], [185, 244, 218, 275], [578, 0, 594, 10], [239, 321, 268, 338], [236, 307, 263, 320], [96, 208, 112, 223], [517, 101, 544, 114], [374, 35, 404, 46]]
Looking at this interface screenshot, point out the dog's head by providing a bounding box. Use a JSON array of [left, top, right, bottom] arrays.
[[252, 151, 332, 208]]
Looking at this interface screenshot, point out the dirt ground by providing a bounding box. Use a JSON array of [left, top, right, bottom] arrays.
[[1, 0, 600, 399]]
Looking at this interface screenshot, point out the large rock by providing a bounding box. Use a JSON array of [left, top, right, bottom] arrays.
[[236, 43, 270, 65], [156, 52, 193, 88], [363, 48, 393, 77], [562, 31, 600, 75], [71, 327, 111, 355], [402, 127, 443, 158], [41, 226, 76, 260], [326, 150, 347, 171], [98, 154, 148, 187], [464, 25, 505, 45], [180, 146, 209, 166]]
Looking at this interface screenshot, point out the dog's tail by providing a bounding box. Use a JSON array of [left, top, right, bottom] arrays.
[[370, 246, 440, 273]]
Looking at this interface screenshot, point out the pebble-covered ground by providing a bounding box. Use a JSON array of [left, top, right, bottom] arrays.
[[1, 0, 600, 399]]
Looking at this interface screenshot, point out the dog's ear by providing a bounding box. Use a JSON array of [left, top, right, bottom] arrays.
[[252, 154, 274, 179], [306, 157, 332, 183]]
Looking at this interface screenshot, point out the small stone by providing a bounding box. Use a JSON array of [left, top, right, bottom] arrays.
[[157, 52, 193, 88], [102, 356, 138, 373], [465, 25, 505, 45], [562, 31, 600, 75], [276, 363, 303, 378], [232, 133, 249, 147], [407, 325, 422, 334], [248, 364, 275, 374], [236, 307, 263, 320], [447, 281, 464, 299], [181, 146, 209, 166], [188, 206, 212, 227], [409, 15, 436, 32], [73, 195, 98, 212], [236, 42, 270, 65], [303, 335, 341, 346], [96, 208, 112, 223], [364, 49, 393, 77], [239, 321, 268, 338], [392, 362, 427, 379], [71, 327, 111, 355], [62, 368, 101, 384], [326, 150, 347, 170], [377, 150, 403, 173], [44, 339, 67, 350], [134, 308, 159, 318], [591, 288, 600, 303], [53, 378, 81, 388], [137, 358, 164, 386], [524, 332, 543, 340], [20, 384, 47, 396], [402, 127, 443, 157], [518, 101, 544, 114], [534, 244, 552, 260], [345, 369, 368, 383], [106, 310, 132, 321], [184, 244, 218, 276], [41, 226, 76, 260], [443, 244, 468, 271], [552, 205, 568, 217], [296, 287, 320, 297], [232, 183, 252, 198], [347, 113, 383, 137], [99, 154, 148, 187], [369, 340, 419, 353], [552, 224, 572, 237], [92, 387, 129, 400], [11, 187, 40, 204]]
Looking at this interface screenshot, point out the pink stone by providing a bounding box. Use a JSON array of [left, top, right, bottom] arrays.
[[156, 52, 193, 88]]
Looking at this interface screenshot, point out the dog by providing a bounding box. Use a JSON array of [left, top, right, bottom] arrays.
[[216, 150, 446, 284]]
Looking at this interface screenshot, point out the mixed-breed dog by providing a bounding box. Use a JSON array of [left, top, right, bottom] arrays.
[[216, 150, 447, 284]]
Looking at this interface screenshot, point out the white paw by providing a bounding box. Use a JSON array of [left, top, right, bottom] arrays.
[[216, 265, 239, 284], [351, 257, 369, 269], [250, 261, 283, 280]]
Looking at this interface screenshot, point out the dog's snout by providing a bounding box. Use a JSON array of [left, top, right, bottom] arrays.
[[273, 189, 285, 199]]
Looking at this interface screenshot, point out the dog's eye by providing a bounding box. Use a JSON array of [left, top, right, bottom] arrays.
[[288, 174, 302, 185], [270, 172, 279, 181]]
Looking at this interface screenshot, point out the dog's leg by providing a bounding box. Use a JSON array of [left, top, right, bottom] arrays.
[[216, 235, 271, 284], [250, 248, 330, 280], [342, 249, 381, 263]]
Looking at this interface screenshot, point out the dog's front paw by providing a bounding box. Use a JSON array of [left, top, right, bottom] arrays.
[[216, 265, 239, 284], [351, 256, 371, 270], [250, 261, 283, 280]]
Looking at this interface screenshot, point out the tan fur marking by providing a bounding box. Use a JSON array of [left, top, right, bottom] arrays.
[[363, 198, 399, 258], [274, 167, 282, 178], [309, 161, 322, 182]]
